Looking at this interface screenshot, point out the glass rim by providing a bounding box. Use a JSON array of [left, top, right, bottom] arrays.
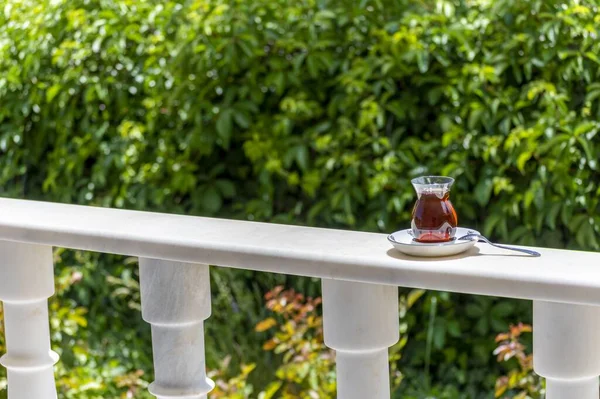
[[411, 176, 455, 185]]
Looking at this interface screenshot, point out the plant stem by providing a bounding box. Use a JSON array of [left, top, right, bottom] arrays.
[[424, 295, 437, 390]]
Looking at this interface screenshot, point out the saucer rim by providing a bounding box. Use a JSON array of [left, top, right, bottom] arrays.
[[387, 228, 480, 247]]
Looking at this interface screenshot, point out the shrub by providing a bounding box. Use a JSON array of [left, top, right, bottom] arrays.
[[494, 323, 542, 399]]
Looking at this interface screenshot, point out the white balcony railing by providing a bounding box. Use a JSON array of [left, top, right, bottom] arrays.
[[1, 197, 600, 399]]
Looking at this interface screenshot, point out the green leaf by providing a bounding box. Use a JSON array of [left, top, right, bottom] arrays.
[[490, 317, 508, 332], [533, 184, 544, 210], [516, 151, 532, 173], [474, 178, 493, 206], [510, 226, 531, 243], [524, 189, 534, 209], [574, 121, 595, 137], [483, 212, 502, 237], [259, 381, 283, 399], [475, 318, 489, 335], [466, 303, 483, 318], [295, 145, 309, 171], [201, 186, 222, 213], [46, 84, 61, 102], [512, 62, 523, 84], [433, 320, 446, 349], [468, 108, 484, 130], [561, 201, 574, 226], [216, 110, 233, 148], [306, 55, 318, 78], [385, 100, 406, 119], [499, 117, 511, 134], [586, 90, 600, 103], [575, 220, 597, 248], [215, 179, 236, 198], [576, 137, 595, 168], [491, 302, 514, 318], [316, 9, 336, 19], [447, 320, 461, 337], [545, 202, 561, 229], [417, 51, 430, 73], [255, 317, 277, 332], [407, 289, 426, 308], [569, 214, 587, 232], [585, 51, 600, 65], [233, 111, 251, 129]]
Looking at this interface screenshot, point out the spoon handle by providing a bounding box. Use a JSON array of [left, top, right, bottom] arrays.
[[486, 242, 541, 257], [460, 234, 541, 257]]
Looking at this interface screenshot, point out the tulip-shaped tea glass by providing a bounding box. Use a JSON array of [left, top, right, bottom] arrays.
[[411, 176, 458, 243]]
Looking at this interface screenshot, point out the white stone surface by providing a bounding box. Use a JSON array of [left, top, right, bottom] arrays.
[[1, 198, 600, 305], [322, 279, 399, 399], [139, 259, 211, 324], [533, 301, 600, 399], [335, 350, 390, 398], [139, 259, 214, 399], [0, 241, 58, 399], [0, 240, 55, 301], [544, 378, 599, 399]]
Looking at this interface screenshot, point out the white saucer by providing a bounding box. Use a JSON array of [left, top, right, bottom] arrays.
[[387, 227, 479, 257]]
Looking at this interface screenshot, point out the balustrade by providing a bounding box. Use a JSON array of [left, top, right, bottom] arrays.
[[1, 198, 600, 398]]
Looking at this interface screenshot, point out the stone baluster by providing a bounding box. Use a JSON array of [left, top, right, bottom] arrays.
[[322, 279, 399, 399], [0, 241, 59, 399], [533, 301, 600, 399], [139, 259, 214, 399]]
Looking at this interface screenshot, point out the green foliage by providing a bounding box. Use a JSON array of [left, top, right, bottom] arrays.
[[254, 287, 336, 399], [398, 293, 531, 398], [3, 0, 599, 240], [1, 0, 600, 397], [493, 324, 543, 399], [209, 358, 256, 399]]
